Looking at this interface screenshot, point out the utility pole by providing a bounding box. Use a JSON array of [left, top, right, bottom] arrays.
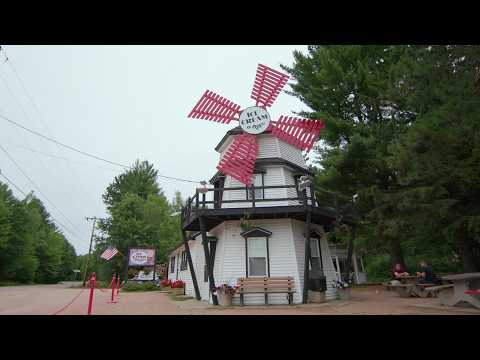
[[82, 216, 99, 287]]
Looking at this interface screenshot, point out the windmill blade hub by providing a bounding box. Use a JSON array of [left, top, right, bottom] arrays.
[[239, 106, 271, 135]]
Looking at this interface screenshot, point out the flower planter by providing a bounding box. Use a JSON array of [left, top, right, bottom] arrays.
[[217, 292, 233, 306], [337, 288, 352, 301], [171, 287, 185, 296], [308, 290, 326, 303]]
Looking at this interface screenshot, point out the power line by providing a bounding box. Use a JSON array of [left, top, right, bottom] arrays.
[[0, 48, 201, 185], [0, 112, 131, 169], [0, 170, 28, 196], [0, 168, 89, 251], [0, 46, 103, 208], [0, 112, 203, 184], [0, 143, 85, 238], [2, 141, 121, 172]]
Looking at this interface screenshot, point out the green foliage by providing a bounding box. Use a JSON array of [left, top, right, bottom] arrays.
[[0, 181, 77, 284], [121, 281, 159, 292], [285, 45, 480, 274], [91, 160, 183, 281]]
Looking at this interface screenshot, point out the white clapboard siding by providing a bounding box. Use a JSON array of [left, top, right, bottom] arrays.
[[278, 139, 307, 169], [219, 134, 281, 160], [211, 219, 301, 305], [257, 135, 280, 158], [222, 166, 289, 208], [291, 220, 338, 301]]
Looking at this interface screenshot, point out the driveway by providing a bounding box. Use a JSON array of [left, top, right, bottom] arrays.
[[0, 284, 478, 315]]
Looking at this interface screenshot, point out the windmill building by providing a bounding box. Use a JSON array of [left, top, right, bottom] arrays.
[[170, 64, 359, 305]]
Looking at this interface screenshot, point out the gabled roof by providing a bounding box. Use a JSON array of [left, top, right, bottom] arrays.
[[240, 226, 272, 238]]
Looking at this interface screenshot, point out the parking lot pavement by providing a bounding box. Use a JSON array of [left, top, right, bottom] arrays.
[[0, 284, 478, 315]]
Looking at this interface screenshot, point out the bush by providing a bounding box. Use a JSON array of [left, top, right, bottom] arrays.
[[122, 281, 159, 292], [363, 254, 392, 282]]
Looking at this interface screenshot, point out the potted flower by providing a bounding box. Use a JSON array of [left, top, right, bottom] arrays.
[[214, 283, 238, 306], [171, 280, 185, 295], [333, 279, 352, 300], [240, 211, 254, 232], [160, 278, 172, 290]]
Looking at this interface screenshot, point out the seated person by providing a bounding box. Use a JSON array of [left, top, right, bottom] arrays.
[[416, 260, 440, 284], [392, 263, 409, 279]]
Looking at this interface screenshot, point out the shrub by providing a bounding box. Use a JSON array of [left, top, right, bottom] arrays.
[[122, 281, 159, 292]]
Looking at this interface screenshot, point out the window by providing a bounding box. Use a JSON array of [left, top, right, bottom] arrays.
[[310, 238, 322, 270], [170, 256, 175, 273], [203, 240, 217, 282], [246, 173, 264, 200], [180, 251, 188, 271], [247, 237, 268, 276]]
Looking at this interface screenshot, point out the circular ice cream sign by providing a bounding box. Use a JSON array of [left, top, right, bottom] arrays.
[[130, 251, 148, 265], [239, 106, 271, 135]]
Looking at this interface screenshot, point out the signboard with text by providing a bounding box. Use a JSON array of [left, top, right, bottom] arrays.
[[128, 248, 156, 267]]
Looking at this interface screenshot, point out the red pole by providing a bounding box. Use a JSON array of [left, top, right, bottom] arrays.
[[116, 275, 120, 296], [87, 272, 96, 315], [108, 274, 117, 304]]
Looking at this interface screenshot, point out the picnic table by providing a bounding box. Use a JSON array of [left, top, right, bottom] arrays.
[[426, 273, 480, 309], [391, 276, 417, 297]]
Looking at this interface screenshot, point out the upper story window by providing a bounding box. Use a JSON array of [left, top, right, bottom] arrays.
[[180, 251, 188, 271], [170, 256, 176, 273], [310, 238, 322, 270], [246, 173, 264, 200]]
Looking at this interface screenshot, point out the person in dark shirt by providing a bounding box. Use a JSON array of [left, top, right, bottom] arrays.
[[416, 260, 440, 284]]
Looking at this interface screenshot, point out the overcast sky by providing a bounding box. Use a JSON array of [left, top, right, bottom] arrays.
[[0, 45, 310, 255]]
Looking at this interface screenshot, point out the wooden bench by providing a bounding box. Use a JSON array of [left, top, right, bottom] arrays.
[[237, 277, 295, 306]]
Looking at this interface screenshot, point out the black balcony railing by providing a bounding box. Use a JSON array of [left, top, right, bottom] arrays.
[[180, 184, 358, 227]]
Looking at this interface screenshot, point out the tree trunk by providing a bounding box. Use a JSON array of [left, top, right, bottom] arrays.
[[456, 222, 478, 273], [379, 221, 406, 268], [390, 236, 406, 269]]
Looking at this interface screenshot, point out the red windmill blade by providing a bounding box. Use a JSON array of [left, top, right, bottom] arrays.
[[217, 133, 259, 186], [251, 63, 290, 108], [187, 63, 325, 187], [188, 90, 241, 124], [270, 116, 325, 153]]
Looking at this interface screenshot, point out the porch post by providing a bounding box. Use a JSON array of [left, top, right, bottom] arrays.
[[344, 223, 356, 282], [199, 216, 218, 305], [181, 229, 201, 300], [302, 188, 311, 304]]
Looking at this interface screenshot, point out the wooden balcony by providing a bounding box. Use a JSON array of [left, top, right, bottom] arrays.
[[180, 184, 357, 232]]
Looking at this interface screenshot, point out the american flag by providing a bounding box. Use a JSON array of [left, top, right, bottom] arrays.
[[100, 247, 119, 261]]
